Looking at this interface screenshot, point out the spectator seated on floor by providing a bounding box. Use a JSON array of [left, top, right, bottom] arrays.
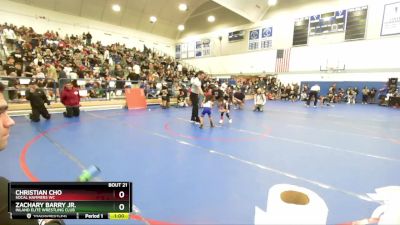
[[280, 91, 289, 101], [177, 88, 188, 108], [267, 92, 275, 100], [319, 95, 334, 107], [233, 88, 246, 109], [369, 88, 377, 104]]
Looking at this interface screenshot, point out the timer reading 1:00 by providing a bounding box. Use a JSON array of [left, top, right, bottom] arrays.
[[109, 213, 130, 220]]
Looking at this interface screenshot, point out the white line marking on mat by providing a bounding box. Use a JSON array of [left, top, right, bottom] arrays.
[[176, 117, 399, 162], [151, 131, 375, 203]]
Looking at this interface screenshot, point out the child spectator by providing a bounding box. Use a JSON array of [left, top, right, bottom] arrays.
[[347, 87, 356, 104], [233, 88, 245, 109], [369, 88, 377, 104], [362, 86, 369, 104], [254, 88, 266, 112], [176, 88, 188, 107]]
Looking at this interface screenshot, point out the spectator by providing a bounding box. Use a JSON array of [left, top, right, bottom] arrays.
[[0, 22, 206, 106], [23, 51, 34, 67], [254, 88, 266, 112], [89, 82, 104, 98], [2, 57, 18, 101], [113, 64, 125, 89], [127, 67, 140, 83], [292, 83, 300, 101], [3, 57, 16, 76], [61, 82, 80, 117], [24, 62, 35, 77], [369, 88, 377, 104], [10, 48, 23, 66], [160, 83, 170, 109], [354, 87, 359, 103], [347, 87, 356, 104], [233, 88, 245, 109], [362, 86, 369, 104], [176, 87, 188, 107], [14, 63, 23, 77], [33, 54, 44, 66], [86, 32, 92, 46], [2, 25, 16, 52]]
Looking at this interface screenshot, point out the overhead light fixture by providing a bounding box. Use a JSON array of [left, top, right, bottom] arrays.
[[150, 16, 157, 23], [207, 15, 215, 23], [112, 4, 121, 12], [268, 0, 277, 6], [179, 3, 188, 11], [178, 25, 185, 31]]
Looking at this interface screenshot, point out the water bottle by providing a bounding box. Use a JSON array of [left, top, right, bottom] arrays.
[[78, 165, 101, 182]]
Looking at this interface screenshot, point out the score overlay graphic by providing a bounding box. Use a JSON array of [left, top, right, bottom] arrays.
[[8, 182, 132, 220]]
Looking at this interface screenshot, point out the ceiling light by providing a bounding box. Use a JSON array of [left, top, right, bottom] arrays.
[[178, 25, 185, 31], [268, 0, 277, 6], [207, 15, 215, 23], [179, 3, 188, 11], [150, 16, 157, 23], [112, 4, 121, 12]]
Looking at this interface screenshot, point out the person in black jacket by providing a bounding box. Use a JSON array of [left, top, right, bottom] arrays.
[[26, 84, 51, 122]]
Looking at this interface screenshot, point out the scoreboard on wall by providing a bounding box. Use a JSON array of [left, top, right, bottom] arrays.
[[8, 182, 132, 220], [293, 5, 369, 46], [345, 6, 368, 40], [309, 10, 346, 35], [293, 17, 309, 46]]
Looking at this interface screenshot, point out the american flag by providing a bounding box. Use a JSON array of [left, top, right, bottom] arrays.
[[275, 49, 291, 73]]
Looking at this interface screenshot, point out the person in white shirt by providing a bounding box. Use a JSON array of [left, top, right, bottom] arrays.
[[133, 63, 141, 75], [254, 88, 266, 112], [190, 71, 205, 123], [104, 48, 110, 62], [220, 82, 228, 93], [177, 63, 183, 74], [3, 26, 16, 51], [307, 84, 320, 107]]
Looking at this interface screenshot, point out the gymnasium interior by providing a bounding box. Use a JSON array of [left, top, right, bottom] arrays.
[[0, 0, 400, 224]]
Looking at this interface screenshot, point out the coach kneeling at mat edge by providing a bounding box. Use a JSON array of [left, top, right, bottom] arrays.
[[61, 82, 80, 118], [26, 84, 51, 122], [0, 84, 64, 225]]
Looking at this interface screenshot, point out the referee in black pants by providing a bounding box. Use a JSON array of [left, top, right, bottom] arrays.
[[306, 84, 320, 108], [190, 71, 204, 123]]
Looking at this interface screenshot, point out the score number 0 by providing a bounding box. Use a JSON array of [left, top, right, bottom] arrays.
[[118, 191, 126, 211]]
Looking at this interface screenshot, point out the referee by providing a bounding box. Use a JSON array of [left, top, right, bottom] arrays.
[[190, 71, 204, 123], [306, 83, 320, 108]]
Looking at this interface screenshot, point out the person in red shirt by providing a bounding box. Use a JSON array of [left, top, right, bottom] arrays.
[[61, 82, 80, 117]]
